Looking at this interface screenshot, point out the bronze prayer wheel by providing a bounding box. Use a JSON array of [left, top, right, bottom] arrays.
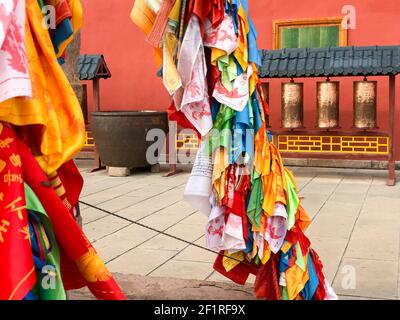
[[353, 80, 377, 129], [281, 82, 304, 129], [317, 81, 340, 129]]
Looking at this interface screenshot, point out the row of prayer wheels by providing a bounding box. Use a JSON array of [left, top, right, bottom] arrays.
[[265, 79, 378, 129]]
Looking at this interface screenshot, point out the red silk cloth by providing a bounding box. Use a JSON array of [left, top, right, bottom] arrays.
[[0, 123, 126, 300]]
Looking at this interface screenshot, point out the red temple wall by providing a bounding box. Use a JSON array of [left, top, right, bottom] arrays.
[[79, 0, 400, 159]]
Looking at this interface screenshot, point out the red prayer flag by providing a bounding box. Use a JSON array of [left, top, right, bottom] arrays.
[[0, 123, 126, 300]]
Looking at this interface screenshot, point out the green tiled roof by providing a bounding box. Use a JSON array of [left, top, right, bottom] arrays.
[[77, 54, 111, 80], [259, 46, 400, 78]]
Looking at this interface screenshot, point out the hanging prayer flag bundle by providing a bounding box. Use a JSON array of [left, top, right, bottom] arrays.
[[131, 0, 337, 300], [0, 0, 125, 300]]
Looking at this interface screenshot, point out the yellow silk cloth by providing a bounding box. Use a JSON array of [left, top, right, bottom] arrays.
[[0, 0, 85, 175], [212, 147, 229, 202], [169, 0, 181, 22], [222, 251, 245, 272], [131, 0, 157, 34], [285, 255, 310, 300], [253, 79, 270, 178], [163, 32, 181, 95], [233, 5, 249, 72], [130, 0, 163, 67], [56, 0, 83, 59]]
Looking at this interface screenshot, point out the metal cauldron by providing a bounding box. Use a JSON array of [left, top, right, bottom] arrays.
[[281, 82, 304, 129], [91, 111, 168, 169], [317, 80, 340, 129], [353, 80, 377, 129]]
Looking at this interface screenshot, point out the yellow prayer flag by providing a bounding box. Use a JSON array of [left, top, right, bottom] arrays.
[[222, 251, 245, 272], [0, 0, 85, 174], [130, 0, 156, 35], [56, 0, 83, 58], [261, 243, 271, 265]]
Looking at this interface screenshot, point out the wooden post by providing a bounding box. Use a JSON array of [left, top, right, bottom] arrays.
[[93, 78, 100, 112], [75, 203, 82, 228], [387, 75, 396, 186], [91, 77, 103, 171], [163, 120, 183, 177]]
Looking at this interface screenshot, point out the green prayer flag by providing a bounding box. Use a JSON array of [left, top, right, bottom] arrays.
[[281, 286, 289, 300], [295, 242, 306, 271], [247, 175, 263, 228], [25, 184, 67, 300], [218, 55, 237, 91], [206, 104, 236, 154], [285, 171, 299, 230]]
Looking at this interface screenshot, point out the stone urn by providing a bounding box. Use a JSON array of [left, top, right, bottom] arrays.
[[91, 111, 168, 176]]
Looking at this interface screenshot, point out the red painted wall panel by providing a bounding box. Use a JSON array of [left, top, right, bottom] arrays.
[[80, 0, 400, 159]]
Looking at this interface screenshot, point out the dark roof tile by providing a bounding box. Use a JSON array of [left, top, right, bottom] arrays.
[[77, 54, 111, 80], [259, 45, 400, 78]]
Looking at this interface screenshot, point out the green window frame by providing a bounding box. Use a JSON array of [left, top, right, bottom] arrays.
[[273, 17, 347, 50], [281, 25, 339, 49]]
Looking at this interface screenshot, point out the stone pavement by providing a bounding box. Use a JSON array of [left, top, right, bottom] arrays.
[[75, 161, 400, 300]]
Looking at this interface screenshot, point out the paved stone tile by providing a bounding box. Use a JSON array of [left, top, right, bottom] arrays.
[[81, 175, 133, 188], [106, 248, 177, 275], [368, 184, 400, 198], [317, 200, 362, 218], [361, 169, 394, 180], [83, 215, 130, 242], [80, 192, 120, 206], [91, 224, 157, 262], [341, 175, 373, 185], [78, 164, 400, 299], [81, 207, 108, 225], [335, 182, 371, 195], [117, 186, 186, 221], [124, 180, 187, 199], [83, 176, 186, 209], [296, 181, 309, 191], [398, 263, 400, 300], [174, 239, 216, 263], [138, 201, 196, 230], [81, 180, 140, 200], [362, 195, 400, 221], [79, 203, 88, 210], [301, 182, 340, 195], [312, 174, 343, 184], [139, 212, 190, 231], [306, 213, 357, 239], [139, 234, 188, 252], [293, 173, 316, 181], [344, 223, 399, 262], [149, 260, 214, 280], [308, 236, 348, 283], [95, 195, 146, 213], [299, 193, 329, 219], [164, 222, 205, 243], [81, 176, 136, 197], [179, 211, 208, 225], [329, 191, 365, 205], [333, 258, 398, 300]]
